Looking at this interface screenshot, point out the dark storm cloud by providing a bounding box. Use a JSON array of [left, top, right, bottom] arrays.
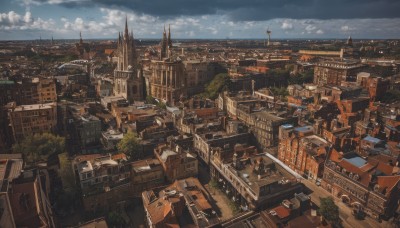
[[32, 0, 400, 20]]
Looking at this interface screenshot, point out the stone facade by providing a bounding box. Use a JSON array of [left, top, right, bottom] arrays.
[[149, 59, 186, 105], [314, 60, 366, 86], [113, 18, 144, 102]]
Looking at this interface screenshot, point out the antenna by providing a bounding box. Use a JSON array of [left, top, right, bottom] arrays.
[[266, 27, 272, 47]]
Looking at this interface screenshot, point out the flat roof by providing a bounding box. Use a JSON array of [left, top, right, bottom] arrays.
[[12, 102, 56, 111], [343, 157, 367, 168], [295, 126, 313, 133], [363, 135, 382, 144], [227, 154, 297, 193]]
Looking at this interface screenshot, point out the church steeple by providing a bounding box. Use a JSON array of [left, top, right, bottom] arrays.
[[160, 25, 168, 59], [167, 24, 172, 48], [347, 36, 353, 46], [113, 17, 144, 102], [124, 16, 129, 40], [79, 31, 83, 44]]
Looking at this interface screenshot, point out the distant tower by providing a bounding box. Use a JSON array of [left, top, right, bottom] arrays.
[[346, 36, 353, 46], [113, 16, 144, 102], [51, 36, 54, 45], [160, 25, 168, 59], [79, 31, 83, 44], [160, 25, 173, 59], [266, 27, 272, 47], [167, 24, 172, 48], [75, 32, 90, 59]]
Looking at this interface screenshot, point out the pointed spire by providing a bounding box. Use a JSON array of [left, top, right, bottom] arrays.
[[79, 31, 83, 44], [125, 16, 129, 34], [167, 24, 172, 48], [124, 15, 129, 41]]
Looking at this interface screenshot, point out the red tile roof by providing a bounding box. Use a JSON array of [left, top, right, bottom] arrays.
[[274, 205, 291, 219]]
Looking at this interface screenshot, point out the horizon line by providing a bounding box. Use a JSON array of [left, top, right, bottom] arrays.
[[0, 37, 397, 42]]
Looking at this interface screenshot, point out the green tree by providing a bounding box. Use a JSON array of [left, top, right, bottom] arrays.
[[209, 178, 219, 189], [204, 73, 231, 99], [117, 132, 141, 160], [289, 69, 314, 85], [270, 87, 289, 101], [146, 95, 157, 104], [106, 211, 127, 228], [267, 69, 290, 87], [146, 95, 167, 109], [318, 197, 341, 227], [56, 153, 79, 212], [13, 133, 65, 165], [381, 89, 400, 103], [58, 153, 76, 191]]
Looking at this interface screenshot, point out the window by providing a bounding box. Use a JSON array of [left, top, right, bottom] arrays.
[[132, 85, 137, 94]]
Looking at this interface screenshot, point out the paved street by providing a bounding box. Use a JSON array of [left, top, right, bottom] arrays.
[[302, 179, 394, 228]]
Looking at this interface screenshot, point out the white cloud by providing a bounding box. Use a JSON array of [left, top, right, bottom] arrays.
[[281, 20, 293, 30], [2, 7, 400, 39], [305, 24, 316, 33], [0, 10, 54, 32], [23, 11, 32, 23]]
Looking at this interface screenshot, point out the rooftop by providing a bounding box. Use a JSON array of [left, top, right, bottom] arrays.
[[132, 159, 161, 173], [295, 126, 314, 133], [226, 154, 298, 196], [363, 135, 383, 144], [343, 157, 367, 168], [11, 102, 56, 111]]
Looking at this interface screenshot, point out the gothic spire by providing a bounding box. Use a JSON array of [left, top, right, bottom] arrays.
[[79, 31, 83, 44], [124, 16, 129, 40], [167, 24, 172, 48], [161, 25, 168, 59]]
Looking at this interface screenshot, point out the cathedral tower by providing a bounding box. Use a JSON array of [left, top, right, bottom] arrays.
[[113, 17, 144, 102]]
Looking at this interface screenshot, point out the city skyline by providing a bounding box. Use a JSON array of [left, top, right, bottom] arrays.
[[1, 0, 400, 40]]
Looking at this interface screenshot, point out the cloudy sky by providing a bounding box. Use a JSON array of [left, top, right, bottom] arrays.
[[0, 0, 400, 40]]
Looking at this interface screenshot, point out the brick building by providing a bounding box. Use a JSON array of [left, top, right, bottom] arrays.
[[7, 102, 57, 142], [314, 60, 366, 86], [322, 150, 400, 219], [142, 177, 219, 227], [154, 143, 198, 182], [210, 149, 303, 210], [278, 125, 329, 180]]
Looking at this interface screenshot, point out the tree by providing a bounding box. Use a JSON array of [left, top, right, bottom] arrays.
[[146, 95, 167, 109], [318, 197, 341, 227], [56, 153, 79, 213], [289, 69, 314, 85], [106, 211, 127, 228], [13, 133, 65, 165], [204, 73, 231, 99], [381, 89, 400, 103], [270, 87, 289, 101], [117, 132, 141, 160], [267, 69, 290, 87]]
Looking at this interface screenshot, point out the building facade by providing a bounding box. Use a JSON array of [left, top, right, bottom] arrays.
[[149, 27, 186, 105], [314, 60, 366, 86], [278, 125, 329, 180], [154, 143, 198, 182], [113, 18, 144, 102], [7, 102, 57, 142]]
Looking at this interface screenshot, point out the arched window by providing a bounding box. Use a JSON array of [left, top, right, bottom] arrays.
[[132, 85, 137, 94]]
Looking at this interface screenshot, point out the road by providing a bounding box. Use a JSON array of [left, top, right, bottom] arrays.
[[302, 179, 394, 228]]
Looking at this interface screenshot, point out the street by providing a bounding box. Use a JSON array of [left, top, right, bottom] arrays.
[[302, 179, 394, 228]]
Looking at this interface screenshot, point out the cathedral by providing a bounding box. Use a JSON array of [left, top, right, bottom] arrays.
[[75, 32, 91, 60], [149, 26, 186, 105], [113, 18, 144, 102]]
